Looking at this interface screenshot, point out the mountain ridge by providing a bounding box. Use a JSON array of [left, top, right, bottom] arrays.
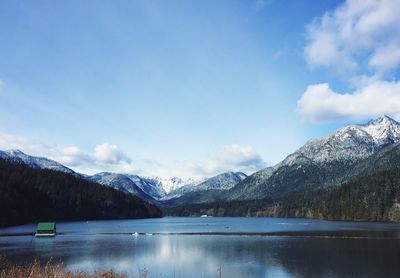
[[0, 158, 162, 227], [0, 149, 77, 175], [167, 141, 400, 222], [0, 149, 247, 202], [223, 115, 400, 201], [3, 115, 400, 212]]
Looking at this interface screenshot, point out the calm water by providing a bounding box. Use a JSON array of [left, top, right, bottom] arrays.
[[1, 217, 400, 277]]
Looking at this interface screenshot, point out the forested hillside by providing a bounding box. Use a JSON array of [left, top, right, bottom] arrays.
[[167, 168, 400, 222], [0, 158, 162, 227]]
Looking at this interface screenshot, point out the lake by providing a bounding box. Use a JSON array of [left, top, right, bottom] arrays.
[[1, 217, 400, 277]]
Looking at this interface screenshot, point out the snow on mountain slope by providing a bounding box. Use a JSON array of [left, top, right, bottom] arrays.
[[2, 116, 399, 204], [127, 175, 169, 200], [226, 115, 400, 200], [260, 115, 400, 180], [0, 149, 196, 200], [87, 172, 154, 201], [87, 173, 201, 201], [165, 172, 246, 200], [87, 171, 244, 201], [141, 176, 196, 195], [194, 171, 246, 191], [296, 115, 400, 164], [0, 149, 211, 201], [4, 116, 399, 203], [161, 179, 205, 200], [0, 149, 76, 175]]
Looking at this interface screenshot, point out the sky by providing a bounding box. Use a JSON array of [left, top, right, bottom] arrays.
[[1, 0, 400, 178]]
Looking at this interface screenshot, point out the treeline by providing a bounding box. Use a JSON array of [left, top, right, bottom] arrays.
[[306, 169, 400, 221], [166, 169, 400, 222], [0, 158, 162, 227]]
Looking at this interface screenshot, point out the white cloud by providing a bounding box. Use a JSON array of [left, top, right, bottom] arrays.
[[0, 133, 137, 174], [0, 133, 57, 156], [182, 145, 266, 178], [93, 143, 131, 164], [0, 80, 4, 93], [53, 146, 92, 166], [0, 132, 266, 178], [305, 0, 400, 77], [297, 81, 400, 123], [368, 43, 400, 74], [55, 143, 134, 174], [300, 0, 400, 123], [75, 160, 140, 176]]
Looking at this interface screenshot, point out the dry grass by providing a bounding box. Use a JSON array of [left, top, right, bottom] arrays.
[[0, 256, 147, 278]]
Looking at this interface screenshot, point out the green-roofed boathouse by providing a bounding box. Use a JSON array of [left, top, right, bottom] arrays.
[[35, 222, 56, 237]]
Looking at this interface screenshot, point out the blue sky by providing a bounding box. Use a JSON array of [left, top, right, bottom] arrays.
[[1, 0, 399, 178]]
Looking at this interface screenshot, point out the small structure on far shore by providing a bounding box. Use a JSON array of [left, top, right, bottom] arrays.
[[35, 222, 56, 237]]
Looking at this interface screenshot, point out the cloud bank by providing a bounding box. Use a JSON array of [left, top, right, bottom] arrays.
[[0, 132, 265, 178], [305, 0, 400, 77], [0, 133, 138, 174], [299, 0, 400, 122], [183, 145, 266, 178], [298, 81, 400, 123]]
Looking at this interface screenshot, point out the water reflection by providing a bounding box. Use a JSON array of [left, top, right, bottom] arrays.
[[61, 235, 296, 277], [2, 218, 400, 277], [2, 234, 399, 277]]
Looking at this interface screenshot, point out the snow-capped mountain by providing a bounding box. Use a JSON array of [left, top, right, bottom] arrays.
[[0, 148, 243, 202], [141, 176, 197, 195], [80, 172, 203, 201], [3, 116, 399, 204], [0, 149, 76, 175], [127, 175, 168, 200], [3, 115, 400, 208], [226, 115, 400, 200], [0, 149, 193, 201], [88, 173, 198, 200], [166, 172, 246, 200], [260, 115, 400, 180], [87, 172, 156, 202], [196, 171, 247, 191], [295, 115, 400, 164], [87, 171, 246, 202]]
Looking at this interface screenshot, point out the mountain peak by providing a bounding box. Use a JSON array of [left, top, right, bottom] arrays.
[[0, 149, 76, 175], [294, 115, 400, 166], [360, 116, 400, 145], [366, 115, 399, 126], [7, 149, 25, 155]]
